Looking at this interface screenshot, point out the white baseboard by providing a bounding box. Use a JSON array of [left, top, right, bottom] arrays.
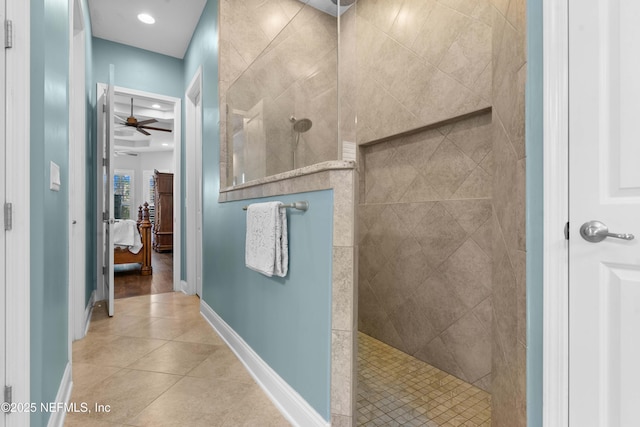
[[82, 290, 96, 338], [200, 301, 329, 427], [47, 362, 73, 427], [180, 279, 189, 294]]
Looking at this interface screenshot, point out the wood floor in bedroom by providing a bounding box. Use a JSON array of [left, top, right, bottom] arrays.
[[114, 251, 173, 299]]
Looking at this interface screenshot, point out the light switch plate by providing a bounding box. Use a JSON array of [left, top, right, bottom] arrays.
[[50, 161, 61, 191]]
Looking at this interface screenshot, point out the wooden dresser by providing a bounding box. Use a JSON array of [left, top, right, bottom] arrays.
[[152, 170, 173, 252]]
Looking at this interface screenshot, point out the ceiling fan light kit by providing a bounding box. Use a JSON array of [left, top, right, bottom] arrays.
[[117, 98, 172, 136]]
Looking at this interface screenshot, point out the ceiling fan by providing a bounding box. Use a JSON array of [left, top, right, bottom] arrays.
[[116, 98, 172, 136]]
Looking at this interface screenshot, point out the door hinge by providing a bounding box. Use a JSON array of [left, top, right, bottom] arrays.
[[4, 385, 12, 405], [102, 266, 106, 275], [564, 221, 569, 240], [103, 211, 109, 221], [102, 103, 106, 113], [4, 203, 12, 231], [102, 158, 108, 167], [5, 20, 13, 49]]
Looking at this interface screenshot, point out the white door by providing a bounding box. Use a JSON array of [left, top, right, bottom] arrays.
[[0, 0, 7, 424], [195, 93, 203, 298], [100, 67, 115, 316], [69, 0, 86, 339], [186, 75, 203, 297], [569, 1, 640, 425]]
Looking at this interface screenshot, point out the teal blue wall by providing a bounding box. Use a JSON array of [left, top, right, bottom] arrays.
[[184, 1, 332, 419], [526, 0, 543, 425], [83, 0, 96, 306], [30, 0, 70, 425], [92, 38, 184, 99], [208, 193, 333, 420]]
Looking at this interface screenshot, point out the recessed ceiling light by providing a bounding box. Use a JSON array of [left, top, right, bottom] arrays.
[[137, 13, 155, 24], [162, 143, 169, 147], [152, 104, 161, 109]]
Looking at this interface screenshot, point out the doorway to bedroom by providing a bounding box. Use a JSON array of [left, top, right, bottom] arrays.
[[112, 91, 176, 299], [98, 85, 182, 309]]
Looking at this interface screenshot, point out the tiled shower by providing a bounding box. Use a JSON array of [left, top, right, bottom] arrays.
[[358, 113, 494, 392], [356, 0, 527, 425], [219, 0, 527, 424]]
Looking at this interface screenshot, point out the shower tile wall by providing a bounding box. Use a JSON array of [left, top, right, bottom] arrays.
[[358, 112, 493, 392], [490, 0, 527, 425], [356, 0, 493, 144], [220, 0, 339, 185]]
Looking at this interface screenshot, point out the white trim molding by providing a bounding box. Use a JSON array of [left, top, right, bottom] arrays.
[[180, 280, 189, 294], [46, 362, 72, 427], [5, 0, 31, 424], [185, 66, 203, 297], [200, 301, 330, 427], [543, 0, 570, 425], [82, 290, 96, 338]]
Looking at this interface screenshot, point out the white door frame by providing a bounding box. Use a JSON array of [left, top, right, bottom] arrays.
[[543, 0, 570, 425], [68, 0, 88, 345], [4, 0, 31, 425], [185, 67, 203, 296], [96, 85, 182, 298]]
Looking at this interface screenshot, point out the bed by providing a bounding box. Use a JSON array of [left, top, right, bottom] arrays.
[[113, 202, 153, 275]]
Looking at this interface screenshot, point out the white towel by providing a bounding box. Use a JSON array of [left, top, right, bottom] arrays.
[[112, 219, 143, 254], [245, 202, 288, 277]]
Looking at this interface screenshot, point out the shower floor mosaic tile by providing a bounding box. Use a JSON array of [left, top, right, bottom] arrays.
[[358, 333, 491, 427]]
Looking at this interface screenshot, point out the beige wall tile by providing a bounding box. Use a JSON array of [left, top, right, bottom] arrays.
[[359, 114, 495, 395], [414, 336, 469, 382], [331, 330, 354, 416], [411, 4, 470, 65], [333, 246, 355, 331], [440, 310, 492, 383]]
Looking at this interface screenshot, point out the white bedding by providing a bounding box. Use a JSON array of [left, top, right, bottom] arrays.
[[113, 219, 143, 254]]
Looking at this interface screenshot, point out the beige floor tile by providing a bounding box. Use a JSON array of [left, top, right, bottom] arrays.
[[72, 333, 119, 356], [221, 387, 291, 427], [130, 376, 252, 425], [88, 315, 154, 337], [127, 341, 218, 375], [64, 414, 125, 427], [128, 406, 227, 427], [73, 335, 168, 368], [70, 368, 181, 423], [173, 320, 225, 345], [125, 302, 178, 319], [117, 317, 196, 341], [71, 292, 287, 426], [186, 346, 254, 384], [112, 297, 153, 312], [150, 292, 200, 307], [70, 362, 121, 391]]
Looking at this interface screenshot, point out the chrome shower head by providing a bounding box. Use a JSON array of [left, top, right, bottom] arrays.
[[290, 116, 313, 133]]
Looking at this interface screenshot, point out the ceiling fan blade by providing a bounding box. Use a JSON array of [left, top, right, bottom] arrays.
[[136, 127, 151, 136], [115, 151, 138, 157], [136, 118, 158, 126], [115, 114, 128, 122], [139, 125, 172, 133]]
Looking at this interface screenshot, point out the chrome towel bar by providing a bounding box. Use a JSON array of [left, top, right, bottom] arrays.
[[242, 201, 309, 211]]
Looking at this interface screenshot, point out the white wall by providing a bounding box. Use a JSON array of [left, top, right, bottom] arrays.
[[113, 150, 174, 219]]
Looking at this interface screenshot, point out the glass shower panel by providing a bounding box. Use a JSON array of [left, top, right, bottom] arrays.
[[226, 0, 355, 185]]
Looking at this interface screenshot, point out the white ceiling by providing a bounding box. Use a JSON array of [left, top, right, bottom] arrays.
[[87, 0, 207, 59]]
